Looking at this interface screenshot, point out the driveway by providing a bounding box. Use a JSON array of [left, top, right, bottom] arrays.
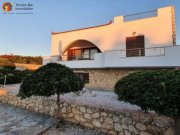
[[0, 102, 54, 135]]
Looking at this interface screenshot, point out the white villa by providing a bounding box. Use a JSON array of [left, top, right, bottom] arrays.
[[43, 6, 179, 90]]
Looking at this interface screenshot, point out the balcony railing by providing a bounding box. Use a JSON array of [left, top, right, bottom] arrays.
[[118, 47, 165, 58], [44, 47, 165, 63], [44, 53, 97, 63], [124, 10, 157, 22], [64, 54, 95, 61]]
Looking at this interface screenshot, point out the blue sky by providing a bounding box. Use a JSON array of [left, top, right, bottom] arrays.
[[0, 0, 180, 56]]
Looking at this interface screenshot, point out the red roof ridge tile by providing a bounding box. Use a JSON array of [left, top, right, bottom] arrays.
[[52, 20, 112, 35]]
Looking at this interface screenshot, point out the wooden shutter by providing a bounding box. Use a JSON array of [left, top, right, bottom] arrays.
[[67, 49, 74, 60], [126, 37, 136, 57], [126, 35, 145, 57], [136, 35, 145, 56]]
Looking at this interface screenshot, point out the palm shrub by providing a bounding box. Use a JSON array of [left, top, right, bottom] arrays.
[[18, 63, 84, 102], [114, 70, 180, 118], [0, 58, 15, 70]]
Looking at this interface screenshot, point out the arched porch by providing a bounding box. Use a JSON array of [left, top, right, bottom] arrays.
[[62, 40, 101, 61]]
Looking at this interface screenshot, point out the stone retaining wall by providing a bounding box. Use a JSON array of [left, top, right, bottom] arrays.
[[0, 95, 174, 135]]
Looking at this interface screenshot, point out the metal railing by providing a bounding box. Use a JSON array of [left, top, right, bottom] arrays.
[[44, 53, 97, 62], [44, 47, 165, 62], [62, 54, 96, 61], [124, 10, 157, 22], [119, 47, 165, 58]]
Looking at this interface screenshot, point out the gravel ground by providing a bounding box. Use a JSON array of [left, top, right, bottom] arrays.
[[57, 89, 141, 112], [41, 121, 106, 135], [3, 84, 141, 112]]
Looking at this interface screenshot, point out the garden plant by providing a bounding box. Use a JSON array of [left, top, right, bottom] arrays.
[[114, 70, 180, 118]]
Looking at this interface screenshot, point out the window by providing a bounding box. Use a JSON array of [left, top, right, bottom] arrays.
[[67, 47, 100, 60], [82, 49, 90, 59], [90, 48, 98, 59], [76, 73, 89, 83], [74, 49, 81, 60], [126, 35, 145, 57]]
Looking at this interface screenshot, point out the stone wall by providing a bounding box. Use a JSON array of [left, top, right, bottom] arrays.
[[14, 64, 171, 91], [73, 68, 169, 90], [0, 94, 174, 135], [73, 69, 136, 90]]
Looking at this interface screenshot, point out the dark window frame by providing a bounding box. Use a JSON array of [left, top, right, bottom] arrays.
[[76, 73, 89, 83], [68, 47, 101, 60]]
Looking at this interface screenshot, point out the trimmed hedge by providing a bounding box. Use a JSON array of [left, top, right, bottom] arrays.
[[0, 68, 32, 84], [0, 58, 15, 70], [114, 70, 180, 118], [18, 63, 84, 101], [0, 74, 21, 84]]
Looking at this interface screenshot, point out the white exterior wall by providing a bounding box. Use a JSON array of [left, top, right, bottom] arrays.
[[51, 6, 175, 56], [103, 46, 180, 68]]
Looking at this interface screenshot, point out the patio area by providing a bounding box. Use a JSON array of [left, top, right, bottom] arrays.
[[0, 102, 54, 135]]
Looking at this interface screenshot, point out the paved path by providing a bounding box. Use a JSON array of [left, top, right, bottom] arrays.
[[0, 102, 54, 135]]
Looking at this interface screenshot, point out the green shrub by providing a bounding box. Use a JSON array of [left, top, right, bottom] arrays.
[[18, 63, 84, 101], [12, 69, 32, 80], [114, 70, 180, 118], [0, 74, 21, 84], [0, 68, 32, 84], [0, 58, 15, 70]]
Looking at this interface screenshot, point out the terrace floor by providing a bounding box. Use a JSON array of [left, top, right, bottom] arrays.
[[2, 84, 141, 112], [0, 102, 54, 135]]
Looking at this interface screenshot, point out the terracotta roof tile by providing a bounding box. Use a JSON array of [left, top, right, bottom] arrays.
[[52, 20, 112, 35]]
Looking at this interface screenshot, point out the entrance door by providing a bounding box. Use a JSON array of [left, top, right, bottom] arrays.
[[126, 35, 145, 57]]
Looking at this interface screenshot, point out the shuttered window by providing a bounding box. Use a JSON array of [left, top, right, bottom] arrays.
[[126, 35, 145, 57]]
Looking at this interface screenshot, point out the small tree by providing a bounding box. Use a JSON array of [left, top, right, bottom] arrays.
[[0, 58, 15, 70], [18, 63, 84, 102]]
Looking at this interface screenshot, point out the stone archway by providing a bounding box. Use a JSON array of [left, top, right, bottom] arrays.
[[62, 40, 101, 61]]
